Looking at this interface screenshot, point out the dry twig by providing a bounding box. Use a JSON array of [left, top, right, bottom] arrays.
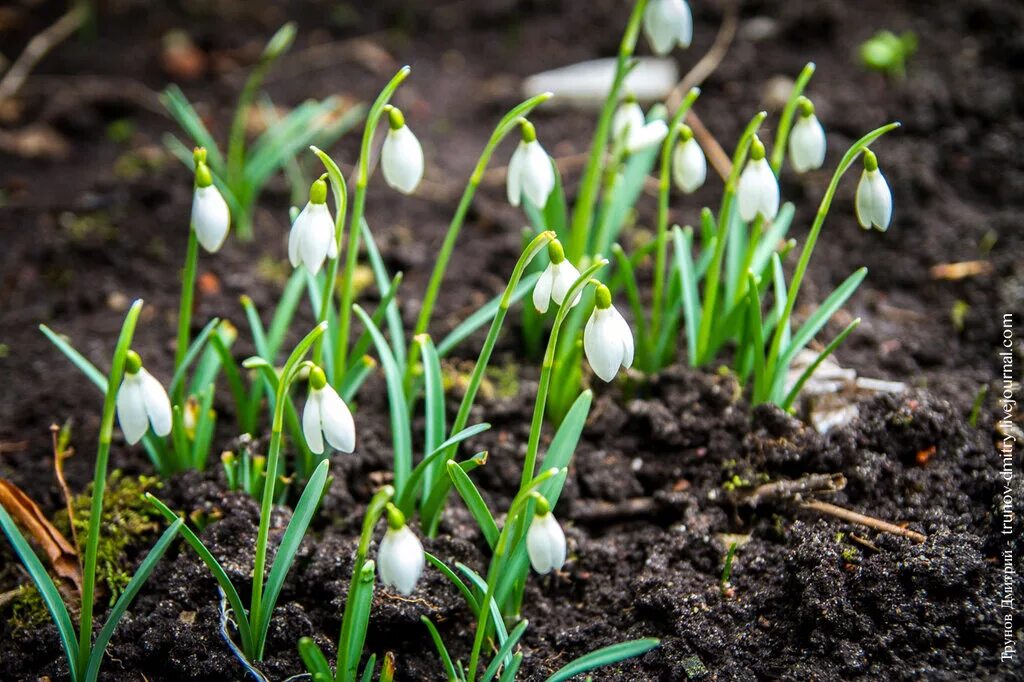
[[0, 5, 87, 103], [801, 499, 927, 544]]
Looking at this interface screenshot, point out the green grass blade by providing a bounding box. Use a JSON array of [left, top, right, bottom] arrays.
[[254, 459, 329, 649], [498, 652, 523, 682], [85, 519, 184, 682], [673, 226, 701, 367], [745, 272, 768, 402], [436, 272, 540, 357], [771, 254, 791, 351], [168, 317, 219, 397], [339, 355, 375, 403], [40, 324, 107, 388], [159, 85, 223, 169], [455, 563, 510, 666], [424, 552, 479, 615], [481, 619, 529, 682], [421, 616, 459, 682], [354, 306, 413, 493], [447, 461, 498, 549], [418, 334, 446, 499], [0, 504, 79, 677], [361, 219, 406, 370], [360, 653, 379, 682], [268, 269, 309, 359], [145, 494, 254, 655], [545, 638, 661, 682], [538, 390, 591, 508], [343, 560, 376, 681], [298, 637, 332, 678], [750, 202, 794, 278], [190, 383, 217, 469], [781, 318, 861, 409], [241, 295, 272, 360], [397, 422, 491, 515]]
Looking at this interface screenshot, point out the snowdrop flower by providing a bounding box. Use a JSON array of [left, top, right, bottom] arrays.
[[737, 136, 780, 222], [671, 124, 706, 193], [288, 177, 336, 275], [788, 97, 826, 173], [533, 239, 582, 313], [526, 495, 566, 575], [302, 365, 355, 454], [116, 350, 172, 445], [377, 504, 425, 595], [381, 105, 424, 194], [507, 118, 555, 208], [612, 95, 668, 153], [584, 283, 634, 382], [190, 148, 230, 253], [855, 149, 892, 231], [643, 0, 693, 56]]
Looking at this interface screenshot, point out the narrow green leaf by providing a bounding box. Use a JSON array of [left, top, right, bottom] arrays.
[[424, 552, 479, 615], [673, 226, 701, 367], [268, 269, 309, 359], [353, 306, 413, 493], [538, 390, 591, 508], [498, 652, 523, 682], [241, 296, 271, 360], [190, 383, 217, 469], [168, 317, 220, 397], [360, 219, 406, 370], [436, 272, 541, 357], [781, 318, 861, 409], [344, 560, 376, 682], [421, 616, 459, 682], [159, 85, 223, 169], [359, 653, 379, 682], [418, 334, 446, 500], [447, 462, 498, 549], [298, 637, 332, 678], [396, 423, 491, 514], [545, 638, 661, 682], [455, 563, 510, 667], [481, 619, 529, 682]]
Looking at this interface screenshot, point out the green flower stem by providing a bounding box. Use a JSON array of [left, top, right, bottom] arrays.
[[521, 260, 606, 492], [732, 214, 765, 306], [652, 87, 701, 340], [173, 226, 199, 405], [77, 299, 143, 674], [248, 322, 326, 658], [587, 135, 628, 261], [336, 67, 410, 376], [567, 0, 649, 263], [770, 62, 816, 175], [695, 112, 766, 365], [466, 467, 563, 681], [423, 231, 555, 535], [336, 485, 395, 681], [410, 92, 552, 352], [764, 122, 900, 376]]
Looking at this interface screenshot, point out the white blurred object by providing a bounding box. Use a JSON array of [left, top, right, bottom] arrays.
[[522, 58, 679, 109]]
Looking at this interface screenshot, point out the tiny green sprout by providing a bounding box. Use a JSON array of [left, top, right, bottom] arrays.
[[968, 384, 988, 428], [859, 30, 917, 77], [721, 541, 739, 592]]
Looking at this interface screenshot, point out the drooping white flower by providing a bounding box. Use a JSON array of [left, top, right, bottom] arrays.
[[116, 350, 172, 445], [788, 98, 826, 173], [507, 119, 555, 208], [643, 0, 693, 56], [302, 366, 355, 454], [672, 127, 706, 193], [584, 284, 634, 383], [855, 149, 892, 231], [381, 106, 424, 195], [737, 136, 780, 222], [288, 178, 337, 275], [533, 239, 582, 313], [191, 154, 230, 253], [612, 97, 668, 153], [526, 501, 566, 575], [378, 505, 425, 595]]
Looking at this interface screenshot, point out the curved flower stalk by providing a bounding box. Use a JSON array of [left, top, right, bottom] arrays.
[[506, 117, 555, 208], [788, 97, 826, 173], [737, 135, 780, 222], [526, 495, 567, 574], [378, 504, 425, 595], [302, 365, 355, 454], [855, 149, 892, 231], [289, 176, 337, 275], [116, 350, 172, 445], [612, 95, 669, 153], [643, 0, 692, 55], [672, 124, 706, 193], [381, 105, 424, 194], [533, 238, 582, 313], [584, 283, 634, 382]]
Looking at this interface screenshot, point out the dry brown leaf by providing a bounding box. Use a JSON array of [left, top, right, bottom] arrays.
[[0, 478, 81, 595]]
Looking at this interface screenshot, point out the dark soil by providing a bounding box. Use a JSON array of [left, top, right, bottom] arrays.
[[1, 0, 1021, 680]]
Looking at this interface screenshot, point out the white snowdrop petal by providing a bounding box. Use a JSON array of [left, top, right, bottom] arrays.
[[506, 143, 527, 207], [628, 120, 669, 153], [527, 513, 566, 574], [789, 115, 826, 173], [673, 138, 706, 193], [302, 393, 325, 455], [643, 0, 676, 55], [382, 126, 424, 195], [759, 162, 780, 220], [116, 375, 149, 445], [378, 526, 424, 595], [138, 369, 172, 437], [551, 261, 581, 306], [299, 205, 333, 274], [522, 141, 555, 208], [533, 265, 555, 313], [318, 385, 356, 453], [613, 102, 646, 143], [288, 204, 310, 268], [613, 307, 634, 370], [675, 0, 693, 48], [584, 309, 623, 382], [192, 185, 230, 253], [737, 159, 778, 222], [856, 169, 892, 231]]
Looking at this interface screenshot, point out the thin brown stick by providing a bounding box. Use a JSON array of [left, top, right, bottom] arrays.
[[740, 473, 846, 507], [0, 6, 87, 102], [801, 499, 927, 544], [687, 109, 732, 181], [50, 422, 79, 555], [666, 0, 738, 110]]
